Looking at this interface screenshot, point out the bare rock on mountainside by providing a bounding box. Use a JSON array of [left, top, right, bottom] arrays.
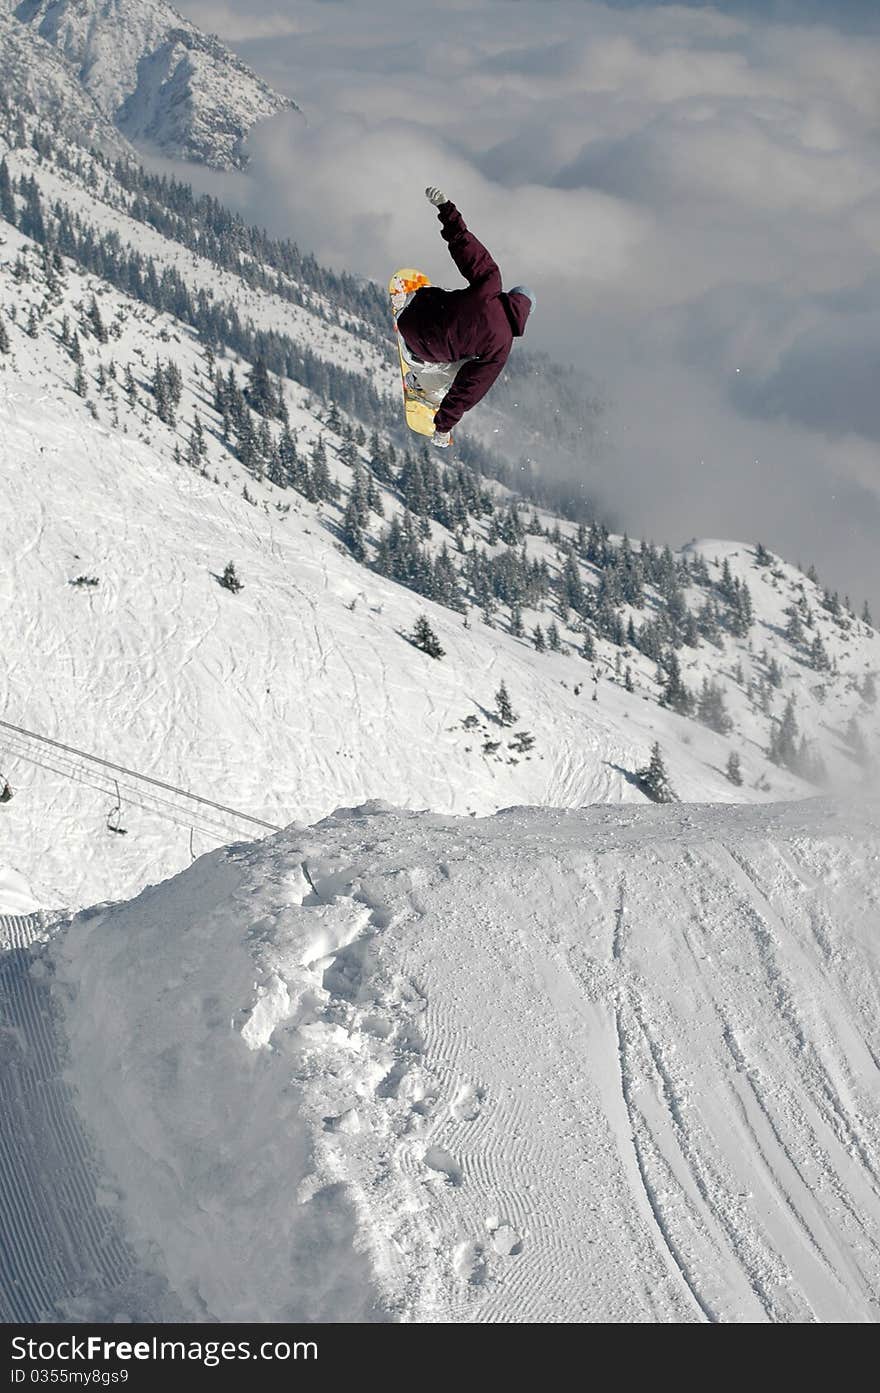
[[0, 12, 133, 160], [4, 0, 298, 167]]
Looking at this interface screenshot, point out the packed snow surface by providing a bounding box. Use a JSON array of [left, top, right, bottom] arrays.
[[44, 797, 880, 1323]]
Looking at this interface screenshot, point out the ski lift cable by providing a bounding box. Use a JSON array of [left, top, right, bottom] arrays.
[[0, 718, 284, 834], [1, 735, 240, 836], [62, 759, 238, 840], [16, 752, 250, 835], [3, 736, 243, 840], [3, 743, 237, 842]]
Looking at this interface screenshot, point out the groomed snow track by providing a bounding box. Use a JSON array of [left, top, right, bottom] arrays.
[[0, 914, 178, 1322]]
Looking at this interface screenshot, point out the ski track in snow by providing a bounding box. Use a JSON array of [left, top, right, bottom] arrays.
[[0, 914, 184, 1322], [300, 802, 880, 1322]]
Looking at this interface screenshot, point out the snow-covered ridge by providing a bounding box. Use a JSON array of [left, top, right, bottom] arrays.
[[45, 798, 880, 1321], [0, 13, 134, 161], [5, 0, 297, 167]]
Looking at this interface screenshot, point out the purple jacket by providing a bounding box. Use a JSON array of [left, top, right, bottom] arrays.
[[397, 202, 531, 433]]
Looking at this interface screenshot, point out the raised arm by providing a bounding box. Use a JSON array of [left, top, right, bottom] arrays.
[[427, 191, 502, 298]]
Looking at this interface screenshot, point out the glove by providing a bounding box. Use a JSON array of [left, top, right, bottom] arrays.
[[432, 429, 452, 449], [425, 186, 448, 207]]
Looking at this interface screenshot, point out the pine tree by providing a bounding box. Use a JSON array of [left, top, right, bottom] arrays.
[[697, 600, 721, 645], [87, 295, 108, 344], [697, 679, 733, 733], [725, 752, 743, 786], [365, 474, 383, 516], [152, 359, 174, 425], [165, 361, 183, 411], [342, 461, 370, 561], [246, 357, 282, 419], [495, 681, 516, 726], [660, 650, 692, 715], [862, 600, 873, 627], [309, 436, 335, 501], [809, 633, 830, 672], [755, 542, 772, 566], [409, 614, 444, 659], [719, 557, 737, 603], [124, 363, 138, 407], [681, 609, 700, 647], [532, 624, 546, 653], [862, 673, 877, 706], [636, 743, 675, 803], [768, 696, 799, 769], [0, 158, 15, 226], [0, 314, 9, 355], [187, 413, 207, 469], [220, 561, 243, 593], [26, 307, 38, 338], [73, 364, 88, 397], [19, 176, 45, 243], [547, 621, 561, 652], [624, 665, 634, 693], [561, 547, 587, 614], [510, 730, 535, 755], [580, 628, 595, 661], [729, 579, 753, 637]]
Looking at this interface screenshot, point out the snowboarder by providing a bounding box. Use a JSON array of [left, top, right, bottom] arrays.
[[0, 776, 13, 804], [396, 188, 534, 447]]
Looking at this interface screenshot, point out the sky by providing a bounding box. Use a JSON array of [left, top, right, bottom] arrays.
[[176, 0, 880, 609]]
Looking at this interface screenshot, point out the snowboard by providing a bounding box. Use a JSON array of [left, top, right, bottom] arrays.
[[389, 268, 452, 441]]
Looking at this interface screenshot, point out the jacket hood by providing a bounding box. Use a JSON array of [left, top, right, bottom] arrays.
[[500, 290, 532, 337]]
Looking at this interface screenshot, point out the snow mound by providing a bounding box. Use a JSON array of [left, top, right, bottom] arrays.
[[50, 798, 880, 1322]]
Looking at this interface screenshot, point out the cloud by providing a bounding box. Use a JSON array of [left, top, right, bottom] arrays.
[[177, 2, 308, 41], [172, 1, 880, 606], [243, 111, 649, 288]]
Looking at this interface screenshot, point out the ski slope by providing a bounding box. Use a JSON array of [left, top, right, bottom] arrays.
[[24, 796, 877, 1322], [3, 377, 825, 915]]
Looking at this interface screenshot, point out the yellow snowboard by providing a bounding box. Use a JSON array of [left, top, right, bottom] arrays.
[[389, 268, 450, 441]]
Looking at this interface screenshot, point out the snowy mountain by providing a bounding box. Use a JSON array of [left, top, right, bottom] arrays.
[[2, 35, 880, 1328], [0, 12, 133, 160], [1, 104, 879, 914], [5, 797, 880, 1321], [3, 0, 297, 167]]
